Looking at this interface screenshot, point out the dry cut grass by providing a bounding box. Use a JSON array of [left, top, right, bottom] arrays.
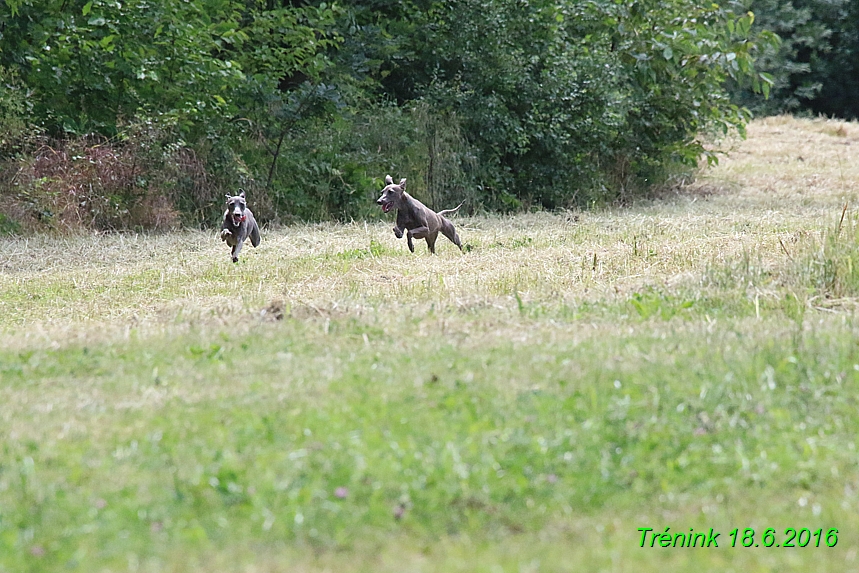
[[3, 116, 859, 350]]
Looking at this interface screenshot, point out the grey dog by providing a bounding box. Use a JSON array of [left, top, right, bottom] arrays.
[[220, 189, 261, 262], [376, 175, 463, 254]]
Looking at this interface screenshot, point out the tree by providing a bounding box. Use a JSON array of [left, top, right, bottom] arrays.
[[373, 0, 776, 207], [0, 0, 334, 135], [732, 0, 859, 119], [0, 0, 778, 230]]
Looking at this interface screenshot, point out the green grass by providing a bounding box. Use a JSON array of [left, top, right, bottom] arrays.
[[3, 116, 859, 571]]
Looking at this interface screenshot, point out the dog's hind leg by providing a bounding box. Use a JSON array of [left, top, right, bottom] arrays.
[[250, 221, 261, 248], [439, 219, 462, 251], [426, 232, 438, 254]]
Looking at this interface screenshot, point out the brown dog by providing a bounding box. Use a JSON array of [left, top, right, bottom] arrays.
[[376, 175, 463, 254]]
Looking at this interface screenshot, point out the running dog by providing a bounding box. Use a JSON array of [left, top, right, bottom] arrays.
[[376, 175, 463, 254], [220, 189, 261, 262]]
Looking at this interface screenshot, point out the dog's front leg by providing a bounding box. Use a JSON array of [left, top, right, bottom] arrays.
[[231, 239, 244, 263], [393, 226, 404, 239], [408, 225, 429, 239], [220, 212, 233, 242], [406, 225, 430, 254]]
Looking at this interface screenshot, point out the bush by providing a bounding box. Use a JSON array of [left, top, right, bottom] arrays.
[[0, 66, 32, 155], [1, 121, 195, 232]]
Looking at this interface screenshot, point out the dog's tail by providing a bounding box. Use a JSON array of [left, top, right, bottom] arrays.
[[437, 201, 465, 218]]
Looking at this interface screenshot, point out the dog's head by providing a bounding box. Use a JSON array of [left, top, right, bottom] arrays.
[[376, 175, 407, 214], [225, 190, 248, 226]]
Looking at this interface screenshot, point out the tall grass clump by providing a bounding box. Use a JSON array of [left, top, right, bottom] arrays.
[[782, 206, 859, 302]]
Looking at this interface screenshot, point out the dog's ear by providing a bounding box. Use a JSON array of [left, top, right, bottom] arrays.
[[399, 178, 407, 188], [225, 194, 232, 202], [385, 175, 394, 185], [238, 189, 246, 199]]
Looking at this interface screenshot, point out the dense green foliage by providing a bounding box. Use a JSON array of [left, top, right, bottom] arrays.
[[733, 0, 859, 118], [0, 0, 334, 134], [0, 0, 773, 229]]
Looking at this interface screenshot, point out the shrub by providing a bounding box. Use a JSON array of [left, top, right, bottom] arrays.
[[3, 121, 193, 232], [0, 65, 32, 155]]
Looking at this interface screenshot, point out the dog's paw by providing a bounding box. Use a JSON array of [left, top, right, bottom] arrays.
[[232, 256, 239, 263], [220, 229, 232, 240], [393, 227, 403, 239]]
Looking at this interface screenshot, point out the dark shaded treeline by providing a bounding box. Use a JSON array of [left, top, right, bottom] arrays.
[[1, 0, 776, 231], [732, 0, 859, 119]]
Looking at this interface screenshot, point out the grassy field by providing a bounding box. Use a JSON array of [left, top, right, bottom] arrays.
[[2, 115, 859, 572]]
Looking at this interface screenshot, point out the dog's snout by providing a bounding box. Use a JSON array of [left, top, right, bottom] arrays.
[[376, 197, 383, 205]]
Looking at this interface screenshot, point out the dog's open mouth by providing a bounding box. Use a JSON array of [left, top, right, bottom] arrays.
[[232, 213, 244, 225], [380, 201, 393, 213]]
